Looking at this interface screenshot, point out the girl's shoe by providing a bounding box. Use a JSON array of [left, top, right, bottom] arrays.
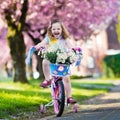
[[67, 97, 77, 104], [40, 80, 51, 88]]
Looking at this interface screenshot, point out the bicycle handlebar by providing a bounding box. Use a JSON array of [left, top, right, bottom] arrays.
[[38, 47, 45, 55]]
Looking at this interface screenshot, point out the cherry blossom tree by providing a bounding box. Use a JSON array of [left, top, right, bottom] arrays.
[[0, 0, 119, 83], [27, 0, 120, 39], [0, 0, 28, 83], [0, 18, 10, 68]]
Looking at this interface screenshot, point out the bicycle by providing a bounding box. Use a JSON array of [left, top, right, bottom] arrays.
[[39, 48, 82, 117]]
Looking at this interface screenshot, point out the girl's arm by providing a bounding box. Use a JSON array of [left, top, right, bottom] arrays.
[[34, 35, 50, 50], [34, 40, 47, 50], [26, 38, 47, 65], [66, 38, 82, 52], [65, 38, 75, 49]]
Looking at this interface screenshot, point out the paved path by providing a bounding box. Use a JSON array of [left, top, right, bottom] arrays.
[[40, 80, 120, 120]]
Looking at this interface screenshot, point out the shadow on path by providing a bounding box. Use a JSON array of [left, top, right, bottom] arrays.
[[40, 80, 120, 120]]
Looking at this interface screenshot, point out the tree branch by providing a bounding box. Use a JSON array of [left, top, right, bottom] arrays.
[[19, 0, 28, 31]]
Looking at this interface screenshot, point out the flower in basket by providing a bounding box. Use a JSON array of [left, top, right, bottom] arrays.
[[41, 46, 78, 65]]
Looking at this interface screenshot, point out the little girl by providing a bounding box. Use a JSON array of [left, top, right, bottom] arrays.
[[27, 19, 77, 104]]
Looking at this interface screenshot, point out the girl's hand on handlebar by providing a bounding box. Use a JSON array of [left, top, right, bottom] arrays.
[[38, 47, 45, 55], [72, 47, 82, 54]]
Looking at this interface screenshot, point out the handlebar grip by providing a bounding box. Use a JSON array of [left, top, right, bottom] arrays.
[[72, 47, 82, 53], [38, 47, 45, 55]]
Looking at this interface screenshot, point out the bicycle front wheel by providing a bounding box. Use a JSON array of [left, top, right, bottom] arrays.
[[53, 80, 65, 117]]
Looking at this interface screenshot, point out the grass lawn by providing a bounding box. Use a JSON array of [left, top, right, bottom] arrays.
[[0, 77, 114, 119]]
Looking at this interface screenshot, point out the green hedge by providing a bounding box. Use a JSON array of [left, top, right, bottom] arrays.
[[102, 54, 120, 78]]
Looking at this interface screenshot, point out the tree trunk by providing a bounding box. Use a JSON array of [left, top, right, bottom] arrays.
[[107, 21, 120, 50], [8, 32, 28, 83], [36, 55, 44, 79], [5, 0, 28, 83]]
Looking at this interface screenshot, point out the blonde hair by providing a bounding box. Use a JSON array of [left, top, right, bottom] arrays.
[[47, 19, 70, 40]]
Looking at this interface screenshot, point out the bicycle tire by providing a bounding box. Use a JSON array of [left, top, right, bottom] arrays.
[[53, 80, 65, 117]]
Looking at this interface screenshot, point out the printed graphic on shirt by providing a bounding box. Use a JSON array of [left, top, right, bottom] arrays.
[[45, 36, 67, 51]]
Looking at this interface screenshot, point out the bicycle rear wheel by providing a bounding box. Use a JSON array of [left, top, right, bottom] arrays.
[[53, 80, 65, 117]]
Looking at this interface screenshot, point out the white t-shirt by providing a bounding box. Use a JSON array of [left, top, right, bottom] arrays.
[[44, 36, 67, 50]]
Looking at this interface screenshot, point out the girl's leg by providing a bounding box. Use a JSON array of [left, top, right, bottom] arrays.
[[40, 59, 51, 87], [42, 59, 50, 80], [63, 76, 72, 98], [63, 76, 77, 104]]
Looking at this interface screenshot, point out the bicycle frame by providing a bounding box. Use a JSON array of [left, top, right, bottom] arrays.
[[40, 48, 82, 116], [51, 76, 62, 113], [42, 76, 65, 117], [44, 76, 62, 107]]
